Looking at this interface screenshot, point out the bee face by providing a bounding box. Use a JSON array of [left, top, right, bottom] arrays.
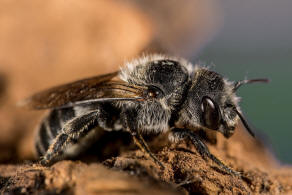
[[179, 68, 240, 138]]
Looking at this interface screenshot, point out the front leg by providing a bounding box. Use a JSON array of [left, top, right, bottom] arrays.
[[170, 128, 240, 176]]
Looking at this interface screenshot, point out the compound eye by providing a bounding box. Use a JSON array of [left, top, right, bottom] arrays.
[[201, 96, 221, 130], [145, 85, 164, 99]]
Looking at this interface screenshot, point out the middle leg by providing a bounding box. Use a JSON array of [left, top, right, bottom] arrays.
[[130, 131, 165, 169]]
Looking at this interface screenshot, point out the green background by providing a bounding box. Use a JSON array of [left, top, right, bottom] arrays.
[[199, 50, 291, 163], [195, 0, 292, 163]]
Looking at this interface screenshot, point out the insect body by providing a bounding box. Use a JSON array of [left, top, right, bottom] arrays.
[[22, 55, 268, 175]]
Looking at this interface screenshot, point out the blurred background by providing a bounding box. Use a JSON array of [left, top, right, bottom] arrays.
[[0, 0, 291, 163], [199, 0, 292, 164]]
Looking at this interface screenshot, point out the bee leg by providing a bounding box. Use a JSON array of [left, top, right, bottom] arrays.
[[122, 110, 165, 169], [40, 110, 100, 165], [170, 128, 240, 176], [130, 131, 165, 169]]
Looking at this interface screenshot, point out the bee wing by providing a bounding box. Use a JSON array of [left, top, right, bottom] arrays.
[[20, 71, 145, 109]]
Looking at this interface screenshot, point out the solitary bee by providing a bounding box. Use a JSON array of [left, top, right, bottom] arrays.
[[22, 54, 268, 175]]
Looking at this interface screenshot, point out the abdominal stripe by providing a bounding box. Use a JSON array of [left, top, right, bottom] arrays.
[[37, 107, 76, 155]]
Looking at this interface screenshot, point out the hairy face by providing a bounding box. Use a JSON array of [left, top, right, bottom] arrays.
[[179, 68, 240, 137], [119, 56, 191, 133]]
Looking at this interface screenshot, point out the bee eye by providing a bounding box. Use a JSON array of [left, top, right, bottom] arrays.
[[201, 96, 221, 130], [146, 86, 163, 99]]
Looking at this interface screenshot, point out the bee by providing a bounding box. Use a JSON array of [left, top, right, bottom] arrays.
[[21, 54, 268, 175]]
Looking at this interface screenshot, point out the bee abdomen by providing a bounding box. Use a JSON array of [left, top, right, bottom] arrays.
[[35, 107, 76, 156]]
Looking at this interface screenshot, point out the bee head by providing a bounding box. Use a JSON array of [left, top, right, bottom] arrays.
[[180, 68, 268, 138]]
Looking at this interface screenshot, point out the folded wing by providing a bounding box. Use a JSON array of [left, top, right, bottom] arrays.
[[20, 71, 145, 109]]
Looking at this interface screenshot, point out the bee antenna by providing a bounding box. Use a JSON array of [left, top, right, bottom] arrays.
[[233, 78, 269, 91], [234, 109, 255, 137]]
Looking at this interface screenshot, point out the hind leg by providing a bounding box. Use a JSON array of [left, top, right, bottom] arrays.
[[40, 110, 103, 165]]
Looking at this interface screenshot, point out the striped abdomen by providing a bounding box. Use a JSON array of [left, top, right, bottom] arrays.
[[35, 107, 77, 157], [35, 103, 121, 159]]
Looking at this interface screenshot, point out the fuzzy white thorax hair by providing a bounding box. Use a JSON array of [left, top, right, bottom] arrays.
[[119, 54, 194, 82]]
